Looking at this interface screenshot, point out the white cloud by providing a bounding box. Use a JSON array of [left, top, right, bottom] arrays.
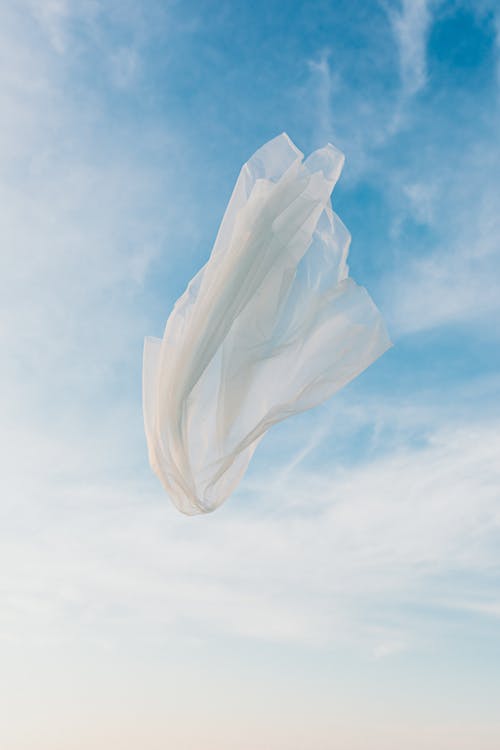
[[384, 134, 500, 335], [306, 50, 341, 146], [0, 1, 201, 414], [387, 0, 433, 96], [303, 49, 393, 181], [303, 1, 433, 182], [23, 0, 101, 54], [2, 383, 500, 656]]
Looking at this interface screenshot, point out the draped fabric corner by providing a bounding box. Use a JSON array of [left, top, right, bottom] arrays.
[[143, 133, 391, 514]]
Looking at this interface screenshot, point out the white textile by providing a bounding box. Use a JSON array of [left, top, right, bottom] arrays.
[[143, 134, 391, 514]]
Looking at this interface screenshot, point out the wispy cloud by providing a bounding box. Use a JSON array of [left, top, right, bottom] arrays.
[[304, 2, 434, 179], [0, 1, 200, 414], [384, 127, 500, 335], [306, 49, 340, 146], [3, 381, 500, 657], [387, 0, 433, 97]]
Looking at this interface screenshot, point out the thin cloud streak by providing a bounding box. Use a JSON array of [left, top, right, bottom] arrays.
[[2, 402, 499, 654], [387, 0, 433, 96], [384, 130, 500, 335]]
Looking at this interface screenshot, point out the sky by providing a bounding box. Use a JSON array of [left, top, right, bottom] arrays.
[[1, 0, 500, 748]]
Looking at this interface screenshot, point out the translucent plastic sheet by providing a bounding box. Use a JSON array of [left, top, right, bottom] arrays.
[[143, 134, 391, 514]]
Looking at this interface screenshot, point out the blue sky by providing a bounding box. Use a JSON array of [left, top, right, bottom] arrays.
[[1, 1, 500, 748]]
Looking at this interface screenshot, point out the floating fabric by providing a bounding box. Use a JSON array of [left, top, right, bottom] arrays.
[[143, 134, 391, 514]]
